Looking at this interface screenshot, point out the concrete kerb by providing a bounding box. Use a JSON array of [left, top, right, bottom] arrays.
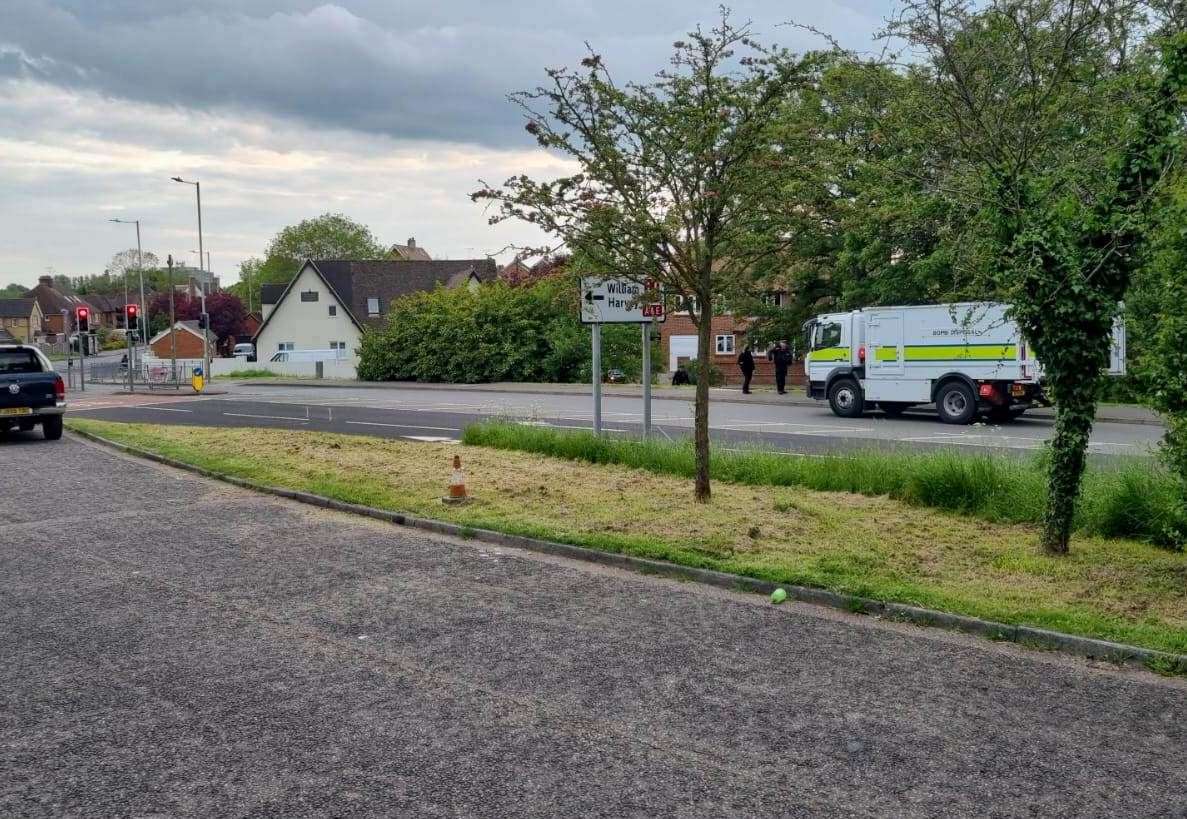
[[69, 426, 1186, 674], [235, 380, 1161, 427]]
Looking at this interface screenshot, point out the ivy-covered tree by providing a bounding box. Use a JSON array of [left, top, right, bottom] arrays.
[[474, 15, 811, 502], [885, 0, 1187, 554]]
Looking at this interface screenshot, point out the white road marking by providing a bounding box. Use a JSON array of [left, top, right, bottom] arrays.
[[403, 435, 460, 443], [138, 406, 194, 413], [344, 421, 460, 432], [223, 412, 309, 422]]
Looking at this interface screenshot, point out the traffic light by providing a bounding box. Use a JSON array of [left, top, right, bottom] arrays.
[[125, 303, 139, 328], [76, 306, 90, 333]]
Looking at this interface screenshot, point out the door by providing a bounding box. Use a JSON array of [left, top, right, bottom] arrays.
[[866, 313, 904, 377]]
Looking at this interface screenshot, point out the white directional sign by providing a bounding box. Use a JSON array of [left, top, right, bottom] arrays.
[[580, 277, 665, 324]]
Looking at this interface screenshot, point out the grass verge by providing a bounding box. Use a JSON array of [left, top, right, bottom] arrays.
[[67, 418, 1187, 655], [463, 421, 1184, 548], [216, 368, 283, 379]]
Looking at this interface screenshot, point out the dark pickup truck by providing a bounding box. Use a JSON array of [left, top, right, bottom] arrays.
[[0, 344, 66, 440]]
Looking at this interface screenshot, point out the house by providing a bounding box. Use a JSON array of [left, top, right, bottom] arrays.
[[82, 293, 139, 330], [23, 276, 96, 338], [260, 284, 286, 322], [659, 291, 802, 389], [0, 298, 44, 342], [497, 256, 533, 285], [148, 320, 214, 360], [253, 258, 497, 362], [388, 237, 432, 261]]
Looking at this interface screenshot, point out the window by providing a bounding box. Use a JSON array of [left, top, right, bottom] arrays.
[[812, 323, 842, 350], [300, 290, 319, 302], [715, 334, 735, 355], [278, 342, 295, 352], [330, 341, 348, 357], [328, 305, 337, 317], [763, 291, 786, 308], [367, 297, 380, 316], [0, 350, 40, 374]]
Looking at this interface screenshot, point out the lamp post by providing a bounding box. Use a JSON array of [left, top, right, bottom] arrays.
[[109, 217, 148, 374], [172, 176, 208, 385]]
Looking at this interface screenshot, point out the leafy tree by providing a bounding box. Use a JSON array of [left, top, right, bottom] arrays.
[[475, 15, 811, 502], [233, 214, 385, 309], [0, 282, 27, 298], [106, 248, 160, 279], [882, 0, 1187, 554], [147, 291, 246, 341], [358, 278, 650, 384]]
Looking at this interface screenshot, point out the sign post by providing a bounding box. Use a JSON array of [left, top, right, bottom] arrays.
[[580, 277, 664, 438]]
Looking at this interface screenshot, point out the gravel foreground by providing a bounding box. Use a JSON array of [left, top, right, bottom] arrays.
[[2, 434, 1185, 818]]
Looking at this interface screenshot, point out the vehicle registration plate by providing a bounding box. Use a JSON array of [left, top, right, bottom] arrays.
[[0, 407, 32, 417]]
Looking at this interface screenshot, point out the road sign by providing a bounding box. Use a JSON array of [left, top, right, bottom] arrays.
[[580, 277, 665, 324]]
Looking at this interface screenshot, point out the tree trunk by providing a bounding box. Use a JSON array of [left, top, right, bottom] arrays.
[[693, 294, 713, 503], [1041, 387, 1097, 554]]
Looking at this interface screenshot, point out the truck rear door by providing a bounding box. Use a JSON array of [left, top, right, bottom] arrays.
[[865, 311, 904, 377]]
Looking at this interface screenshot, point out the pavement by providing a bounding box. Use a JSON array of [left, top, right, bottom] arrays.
[[2, 434, 1185, 817], [67, 381, 1163, 458]]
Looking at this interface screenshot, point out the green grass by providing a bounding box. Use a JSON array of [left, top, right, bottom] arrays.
[[463, 421, 1185, 548], [216, 368, 282, 379], [65, 419, 1187, 656]]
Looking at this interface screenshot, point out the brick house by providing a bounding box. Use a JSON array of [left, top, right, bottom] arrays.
[[0, 298, 44, 342], [659, 297, 805, 389], [148, 320, 213, 359], [23, 276, 96, 338]]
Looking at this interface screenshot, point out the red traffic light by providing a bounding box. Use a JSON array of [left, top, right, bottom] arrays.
[[76, 307, 88, 319], [126, 304, 139, 319]]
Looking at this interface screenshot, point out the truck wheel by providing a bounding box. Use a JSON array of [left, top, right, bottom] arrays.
[[42, 415, 63, 441], [828, 378, 865, 418], [936, 382, 976, 425], [878, 402, 909, 417]]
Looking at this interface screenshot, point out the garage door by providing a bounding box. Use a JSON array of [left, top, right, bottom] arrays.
[[669, 335, 697, 372]]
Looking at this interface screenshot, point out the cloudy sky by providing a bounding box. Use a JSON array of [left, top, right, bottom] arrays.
[[0, 0, 888, 289]]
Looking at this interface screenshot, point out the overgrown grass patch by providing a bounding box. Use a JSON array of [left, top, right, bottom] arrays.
[[464, 421, 1183, 547], [66, 418, 1187, 655], [216, 368, 284, 380]]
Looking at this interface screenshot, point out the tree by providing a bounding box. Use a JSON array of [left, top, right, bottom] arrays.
[[233, 214, 385, 309], [147, 291, 246, 341], [0, 283, 27, 298], [107, 248, 160, 278], [475, 15, 811, 501], [878, 0, 1187, 554]]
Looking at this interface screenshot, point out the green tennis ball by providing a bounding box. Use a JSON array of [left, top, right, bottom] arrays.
[[770, 588, 788, 604]]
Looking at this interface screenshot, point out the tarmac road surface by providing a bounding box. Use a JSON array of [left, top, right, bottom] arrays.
[[66, 381, 1163, 458], [1, 435, 1184, 817]]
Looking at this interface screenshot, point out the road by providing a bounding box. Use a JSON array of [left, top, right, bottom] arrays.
[[65, 381, 1163, 457], [2, 435, 1184, 816]]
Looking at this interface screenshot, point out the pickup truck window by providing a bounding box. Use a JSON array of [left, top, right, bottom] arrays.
[[0, 350, 42, 374]]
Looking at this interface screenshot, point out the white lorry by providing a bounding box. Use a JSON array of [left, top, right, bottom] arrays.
[[802, 302, 1126, 424]]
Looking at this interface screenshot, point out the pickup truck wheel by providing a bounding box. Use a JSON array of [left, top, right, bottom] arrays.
[[828, 377, 865, 418], [42, 415, 63, 440], [936, 382, 977, 425]]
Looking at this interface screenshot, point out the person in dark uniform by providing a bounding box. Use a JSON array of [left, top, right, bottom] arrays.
[[768, 340, 792, 395], [737, 345, 755, 394]]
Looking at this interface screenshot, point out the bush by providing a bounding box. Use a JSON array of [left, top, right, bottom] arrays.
[[357, 278, 659, 384], [462, 421, 1184, 548]]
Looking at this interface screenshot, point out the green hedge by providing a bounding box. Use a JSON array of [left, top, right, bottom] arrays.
[[357, 278, 658, 384]]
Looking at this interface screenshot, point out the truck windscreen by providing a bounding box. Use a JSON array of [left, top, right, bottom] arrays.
[[813, 322, 842, 350]]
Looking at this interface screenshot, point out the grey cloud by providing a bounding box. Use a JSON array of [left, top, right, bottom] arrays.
[[1, 0, 885, 148]]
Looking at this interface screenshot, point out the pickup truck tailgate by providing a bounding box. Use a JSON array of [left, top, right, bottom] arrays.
[[0, 349, 57, 410]]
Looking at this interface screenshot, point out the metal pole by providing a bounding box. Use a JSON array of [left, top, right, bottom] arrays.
[[126, 331, 134, 394], [168, 255, 177, 385], [195, 182, 209, 390], [135, 220, 146, 376], [62, 309, 71, 390], [592, 322, 602, 436], [642, 321, 652, 439], [77, 310, 84, 392]]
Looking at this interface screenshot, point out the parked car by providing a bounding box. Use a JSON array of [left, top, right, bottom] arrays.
[[233, 342, 256, 362], [0, 344, 66, 440], [605, 368, 626, 384]]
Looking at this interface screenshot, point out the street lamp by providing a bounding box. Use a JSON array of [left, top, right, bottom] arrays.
[[108, 217, 148, 352], [171, 176, 209, 383]]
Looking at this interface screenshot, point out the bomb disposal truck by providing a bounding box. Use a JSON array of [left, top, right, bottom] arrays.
[[802, 303, 1126, 424]]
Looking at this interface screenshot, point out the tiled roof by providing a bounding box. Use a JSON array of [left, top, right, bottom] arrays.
[[260, 284, 287, 305], [0, 298, 36, 318], [313, 258, 497, 328]]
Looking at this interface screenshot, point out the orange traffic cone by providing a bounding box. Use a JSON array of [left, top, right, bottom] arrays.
[[444, 454, 469, 504]]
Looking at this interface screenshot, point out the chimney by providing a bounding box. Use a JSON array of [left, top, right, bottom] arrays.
[[39, 275, 53, 287], [407, 237, 416, 248]]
